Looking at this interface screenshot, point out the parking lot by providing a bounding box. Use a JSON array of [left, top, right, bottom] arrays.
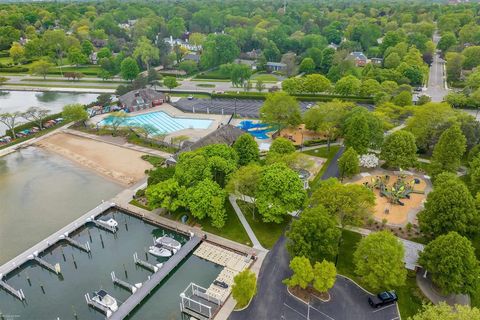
[[173, 98, 315, 118]]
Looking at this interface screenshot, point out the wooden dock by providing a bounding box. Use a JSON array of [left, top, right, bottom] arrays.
[[32, 256, 61, 275], [0, 280, 25, 301], [64, 236, 91, 253], [111, 271, 140, 294], [110, 236, 202, 320]]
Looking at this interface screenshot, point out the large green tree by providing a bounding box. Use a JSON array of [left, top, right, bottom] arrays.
[[410, 302, 480, 320], [338, 147, 360, 181], [343, 107, 384, 154], [232, 270, 257, 308], [259, 92, 301, 129], [312, 260, 337, 294], [233, 134, 259, 166], [256, 163, 306, 223], [226, 164, 262, 216], [62, 104, 88, 124], [30, 60, 53, 80], [146, 178, 185, 214], [286, 206, 341, 263], [185, 179, 226, 228], [353, 231, 407, 290], [334, 75, 361, 96], [431, 125, 466, 176], [418, 173, 478, 238], [269, 137, 296, 155], [200, 34, 240, 68], [381, 130, 417, 169], [419, 232, 479, 295], [120, 57, 140, 81], [283, 256, 314, 289], [309, 178, 375, 227], [133, 36, 160, 70]]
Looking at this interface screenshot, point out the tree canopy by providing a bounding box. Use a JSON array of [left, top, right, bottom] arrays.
[[381, 130, 417, 169], [259, 92, 301, 129]]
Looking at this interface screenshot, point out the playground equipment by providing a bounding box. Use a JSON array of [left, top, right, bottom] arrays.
[[364, 175, 423, 206]]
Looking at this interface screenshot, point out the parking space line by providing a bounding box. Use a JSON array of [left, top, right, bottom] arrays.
[[308, 304, 336, 320], [372, 304, 396, 313], [391, 317, 400, 320], [283, 303, 307, 319]]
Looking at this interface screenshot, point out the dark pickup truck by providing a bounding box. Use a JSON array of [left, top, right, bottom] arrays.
[[368, 291, 398, 308]]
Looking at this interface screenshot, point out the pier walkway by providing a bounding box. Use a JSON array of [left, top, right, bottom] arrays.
[[110, 235, 202, 320]]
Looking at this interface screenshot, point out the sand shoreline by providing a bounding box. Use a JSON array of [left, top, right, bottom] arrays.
[[36, 132, 152, 186]]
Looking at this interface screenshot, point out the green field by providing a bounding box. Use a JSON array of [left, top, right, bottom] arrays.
[[251, 72, 279, 82]]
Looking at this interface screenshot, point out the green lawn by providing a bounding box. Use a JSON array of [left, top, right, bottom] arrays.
[[167, 201, 252, 246], [49, 65, 101, 76], [336, 229, 425, 319], [237, 200, 290, 249], [129, 199, 153, 211], [251, 72, 279, 82], [0, 56, 12, 64], [302, 145, 341, 188], [196, 83, 216, 88]]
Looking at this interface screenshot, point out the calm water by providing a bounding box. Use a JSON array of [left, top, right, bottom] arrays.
[[0, 90, 98, 134], [0, 147, 122, 264], [0, 210, 221, 320]]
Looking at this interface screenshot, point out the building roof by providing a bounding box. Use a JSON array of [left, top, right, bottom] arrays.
[[350, 52, 367, 60], [184, 53, 200, 62], [400, 238, 424, 270], [119, 88, 165, 108], [177, 124, 245, 156], [266, 62, 287, 67]]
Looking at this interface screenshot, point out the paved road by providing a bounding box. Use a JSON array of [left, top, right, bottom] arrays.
[[320, 146, 344, 180], [425, 31, 448, 102]]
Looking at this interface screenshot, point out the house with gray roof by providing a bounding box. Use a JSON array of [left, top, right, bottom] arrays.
[[266, 62, 287, 72], [119, 88, 166, 112]]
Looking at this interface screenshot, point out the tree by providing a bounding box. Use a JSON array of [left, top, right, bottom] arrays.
[[286, 206, 341, 263], [174, 152, 210, 187], [30, 60, 53, 80], [22, 107, 50, 130], [185, 179, 226, 228], [146, 178, 185, 214], [0, 112, 21, 138], [133, 36, 159, 71], [469, 155, 480, 195], [410, 302, 480, 320], [256, 163, 306, 223], [381, 130, 417, 169], [232, 270, 257, 308], [309, 178, 375, 227], [255, 79, 265, 92], [226, 164, 262, 216], [353, 231, 407, 290], [431, 125, 466, 176], [299, 57, 315, 74], [229, 63, 251, 87], [178, 60, 198, 75], [167, 17, 186, 38], [259, 92, 301, 129], [281, 52, 298, 77], [338, 147, 360, 181], [283, 256, 314, 289], [419, 232, 479, 295], [200, 34, 240, 68], [303, 74, 331, 94], [343, 107, 384, 154], [233, 134, 259, 166], [9, 42, 25, 64], [120, 57, 140, 81], [418, 173, 478, 238], [446, 52, 464, 82], [67, 47, 88, 66], [163, 77, 179, 90], [303, 100, 354, 150], [81, 40, 94, 56], [384, 52, 401, 69], [334, 75, 361, 96], [62, 104, 88, 125], [437, 32, 457, 52], [269, 137, 295, 155], [462, 46, 480, 70], [360, 79, 381, 97], [393, 91, 412, 106], [312, 260, 337, 294]]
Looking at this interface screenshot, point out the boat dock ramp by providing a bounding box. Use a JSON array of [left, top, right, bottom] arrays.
[[111, 271, 141, 294]]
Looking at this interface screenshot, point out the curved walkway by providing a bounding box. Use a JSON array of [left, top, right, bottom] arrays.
[[416, 268, 470, 306]]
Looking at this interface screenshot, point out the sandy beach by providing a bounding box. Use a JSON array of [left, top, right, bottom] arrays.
[[36, 133, 152, 185]]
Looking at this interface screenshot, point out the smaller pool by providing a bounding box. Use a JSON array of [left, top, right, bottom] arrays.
[[237, 120, 277, 140], [99, 111, 213, 134]]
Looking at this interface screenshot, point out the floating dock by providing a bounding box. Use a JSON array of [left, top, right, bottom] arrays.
[[32, 255, 61, 275], [85, 292, 113, 318], [133, 253, 161, 273], [110, 236, 201, 320], [0, 280, 25, 301], [111, 271, 141, 294], [62, 235, 91, 253]]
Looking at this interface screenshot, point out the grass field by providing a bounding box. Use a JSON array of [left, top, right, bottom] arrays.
[[251, 72, 279, 82], [237, 200, 290, 249], [336, 229, 425, 319]]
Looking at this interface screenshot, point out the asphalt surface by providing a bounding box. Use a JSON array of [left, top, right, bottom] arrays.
[[173, 98, 314, 118], [229, 147, 400, 320], [425, 52, 448, 102]]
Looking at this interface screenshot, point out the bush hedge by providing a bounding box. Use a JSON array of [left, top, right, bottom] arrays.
[[0, 66, 29, 73], [212, 92, 374, 103]]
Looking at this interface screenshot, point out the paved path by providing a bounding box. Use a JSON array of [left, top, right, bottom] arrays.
[[425, 32, 449, 102], [321, 146, 345, 180], [416, 268, 470, 306], [228, 195, 267, 251]]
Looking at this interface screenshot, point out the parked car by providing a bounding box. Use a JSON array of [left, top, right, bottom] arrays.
[[187, 95, 194, 100], [368, 291, 398, 308]]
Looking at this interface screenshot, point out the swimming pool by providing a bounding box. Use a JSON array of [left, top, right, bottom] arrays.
[[99, 111, 213, 134], [237, 120, 277, 140]]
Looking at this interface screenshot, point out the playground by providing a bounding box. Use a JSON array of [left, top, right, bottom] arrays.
[[351, 171, 430, 226]]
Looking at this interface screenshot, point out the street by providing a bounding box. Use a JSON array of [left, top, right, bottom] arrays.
[[424, 31, 449, 102]]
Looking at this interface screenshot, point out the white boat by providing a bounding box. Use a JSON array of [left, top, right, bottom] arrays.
[[99, 218, 118, 228], [148, 245, 172, 257], [92, 290, 118, 312], [155, 236, 182, 251]]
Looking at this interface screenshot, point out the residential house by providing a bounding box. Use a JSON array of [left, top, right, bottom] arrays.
[[234, 59, 257, 70], [184, 53, 201, 63], [266, 62, 287, 72], [163, 36, 202, 52], [240, 49, 262, 60], [349, 52, 368, 67], [327, 43, 339, 51], [119, 89, 166, 112], [370, 57, 383, 66]]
